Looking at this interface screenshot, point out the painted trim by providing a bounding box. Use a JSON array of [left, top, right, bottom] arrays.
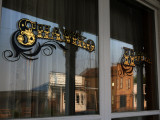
[[111, 110, 160, 119], [99, 0, 111, 120], [0, 0, 2, 26], [0, 0, 159, 120], [157, 8, 160, 112], [13, 115, 101, 120], [111, 0, 160, 119]]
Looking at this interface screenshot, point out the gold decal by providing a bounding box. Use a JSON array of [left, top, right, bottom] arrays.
[[130, 56, 135, 66], [65, 36, 71, 43], [44, 25, 51, 39], [123, 48, 130, 66], [52, 28, 62, 41], [78, 40, 82, 47], [122, 47, 152, 66], [37, 24, 44, 38], [63, 29, 71, 43], [18, 19, 36, 46], [16, 18, 95, 52], [90, 44, 95, 52], [82, 41, 87, 49]]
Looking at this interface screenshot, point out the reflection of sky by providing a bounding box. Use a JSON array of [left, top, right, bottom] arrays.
[[1, 8, 59, 30], [76, 32, 98, 74], [111, 38, 138, 77], [0, 7, 98, 91], [110, 38, 133, 64]]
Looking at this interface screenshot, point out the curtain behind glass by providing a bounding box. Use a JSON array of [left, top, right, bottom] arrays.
[[0, 0, 99, 118], [110, 0, 158, 112]]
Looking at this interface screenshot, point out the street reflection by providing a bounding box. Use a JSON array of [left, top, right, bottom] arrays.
[[0, 68, 98, 118]]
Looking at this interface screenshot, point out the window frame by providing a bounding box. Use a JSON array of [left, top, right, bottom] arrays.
[[111, 0, 160, 119], [0, 0, 160, 120]]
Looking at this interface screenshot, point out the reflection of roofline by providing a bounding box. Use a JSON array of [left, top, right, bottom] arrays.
[[49, 72, 85, 86], [85, 87, 98, 90], [80, 68, 98, 77], [49, 71, 84, 78]]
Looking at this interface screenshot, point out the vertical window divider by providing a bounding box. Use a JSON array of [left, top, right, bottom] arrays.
[[0, 0, 2, 25], [99, 0, 111, 120], [154, 5, 160, 111]]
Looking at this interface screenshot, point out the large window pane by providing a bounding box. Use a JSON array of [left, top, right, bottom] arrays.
[[0, 0, 99, 118], [110, 0, 158, 112]]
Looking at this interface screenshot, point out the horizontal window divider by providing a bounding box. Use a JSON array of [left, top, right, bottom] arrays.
[[111, 110, 160, 119], [13, 115, 102, 120]]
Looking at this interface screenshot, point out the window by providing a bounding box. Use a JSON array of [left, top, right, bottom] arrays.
[[0, 0, 99, 118], [0, 0, 159, 120], [111, 0, 159, 113]]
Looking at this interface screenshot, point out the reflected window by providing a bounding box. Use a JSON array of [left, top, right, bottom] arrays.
[[120, 95, 126, 108], [81, 94, 84, 105], [76, 93, 80, 104], [117, 79, 119, 89], [128, 79, 131, 89], [126, 79, 128, 89], [120, 78, 123, 89]]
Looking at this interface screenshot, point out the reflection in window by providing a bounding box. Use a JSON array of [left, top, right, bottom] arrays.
[[111, 0, 158, 112], [128, 79, 131, 89], [76, 93, 80, 104], [0, 0, 99, 118], [81, 94, 84, 105], [120, 78, 123, 89], [126, 79, 128, 89], [117, 79, 119, 89], [120, 95, 126, 108]]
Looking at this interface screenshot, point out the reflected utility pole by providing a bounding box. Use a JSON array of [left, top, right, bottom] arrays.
[[65, 43, 77, 115], [136, 65, 144, 111]]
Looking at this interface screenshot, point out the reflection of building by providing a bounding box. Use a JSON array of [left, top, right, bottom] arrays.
[[48, 72, 86, 113], [0, 69, 99, 118], [111, 64, 134, 112], [80, 68, 99, 112], [133, 84, 147, 109]]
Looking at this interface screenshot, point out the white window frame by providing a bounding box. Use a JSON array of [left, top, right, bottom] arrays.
[[111, 0, 160, 119], [0, 0, 160, 120]]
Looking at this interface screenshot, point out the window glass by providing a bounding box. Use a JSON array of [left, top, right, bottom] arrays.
[[0, 0, 99, 118], [111, 0, 158, 112]]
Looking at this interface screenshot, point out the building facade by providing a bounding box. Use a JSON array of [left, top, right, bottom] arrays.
[[0, 0, 160, 120]]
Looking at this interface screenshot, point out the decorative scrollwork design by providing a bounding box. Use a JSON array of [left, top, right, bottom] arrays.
[[120, 56, 134, 76], [3, 30, 67, 62]]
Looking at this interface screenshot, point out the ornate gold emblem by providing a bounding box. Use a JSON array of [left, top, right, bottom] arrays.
[[3, 18, 96, 61]]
